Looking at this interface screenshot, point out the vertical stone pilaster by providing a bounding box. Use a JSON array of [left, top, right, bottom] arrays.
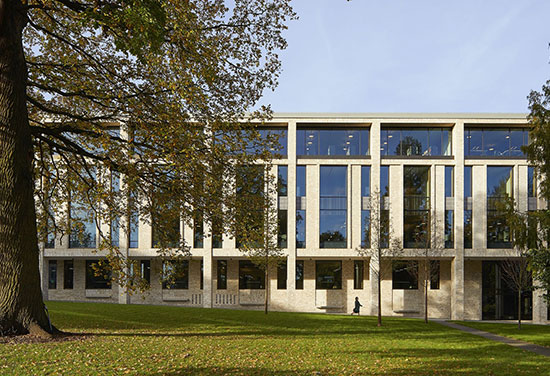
[[287, 120, 297, 294], [452, 120, 465, 320]]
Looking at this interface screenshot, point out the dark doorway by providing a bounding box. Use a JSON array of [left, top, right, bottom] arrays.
[[482, 261, 532, 320]]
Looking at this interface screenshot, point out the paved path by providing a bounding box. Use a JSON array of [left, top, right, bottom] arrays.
[[438, 321, 550, 357]]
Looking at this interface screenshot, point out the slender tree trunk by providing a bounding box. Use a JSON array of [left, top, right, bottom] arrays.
[[517, 289, 522, 330], [264, 266, 269, 314], [0, 0, 53, 336], [377, 248, 382, 326], [424, 260, 428, 324]]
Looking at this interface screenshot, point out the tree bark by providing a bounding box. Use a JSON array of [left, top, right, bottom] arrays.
[[0, 0, 53, 336], [377, 248, 382, 327], [517, 289, 522, 330]]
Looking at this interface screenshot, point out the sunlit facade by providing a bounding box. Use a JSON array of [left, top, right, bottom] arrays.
[[41, 113, 550, 323]]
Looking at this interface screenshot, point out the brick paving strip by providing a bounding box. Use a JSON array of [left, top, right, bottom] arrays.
[[437, 321, 550, 357]]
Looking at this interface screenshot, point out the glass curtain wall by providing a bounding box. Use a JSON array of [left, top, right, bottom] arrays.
[[278, 166, 288, 248], [380, 166, 390, 248], [361, 166, 371, 248], [380, 128, 451, 156], [297, 129, 369, 156], [296, 165, 306, 248], [487, 166, 513, 248], [445, 166, 454, 248], [464, 128, 528, 157], [320, 166, 347, 248], [403, 166, 430, 248], [464, 166, 472, 249]]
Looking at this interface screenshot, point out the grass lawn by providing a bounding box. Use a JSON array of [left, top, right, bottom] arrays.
[[1, 302, 548, 375], [456, 321, 550, 348]]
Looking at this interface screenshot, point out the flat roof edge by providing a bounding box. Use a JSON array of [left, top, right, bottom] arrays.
[[269, 112, 528, 120]]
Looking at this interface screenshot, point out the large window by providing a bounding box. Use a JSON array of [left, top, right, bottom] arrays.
[[381, 128, 451, 156], [297, 128, 369, 156], [239, 260, 265, 289], [69, 202, 96, 248], [528, 166, 536, 198], [278, 166, 288, 248], [151, 197, 181, 249], [380, 165, 390, 248], [404, 166, 430, 248], [464, 166, 472, 249], [193, 212, 204, 248], [236, 165, 264, 248], [245, 128, 288, 156], [464, 127, 528, 157], [296, 165, 306, 248], [162, 260, 188, 289], [487, 166, 513, 248], [131, 260, 151, 285], [392, 260, 418, 289], [315, 261, 342, 289], [361, 166, 371, 248], [320, 166, 347, 248], [445, 166, 454, 249], [85, 260, 111, 289]]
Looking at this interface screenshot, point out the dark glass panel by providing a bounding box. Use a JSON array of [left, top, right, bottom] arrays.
[[296, 260, 304, 289], [392, 260, 418, 289], [320, 166, 347, 196], [403, 210, 430, 248], [278, 166, 288, 196], [468, 129, 483, 156], [387, 129, 401, 156], [445, 166, 454, 197], [401, 129, 428, 156], [360, 129, 370, 155], [361, 210, 371, 248], [296, 165, 306, 197], [487, 166, 513, 198], [464, 166, 472, 198], [277, 260, 287, 289], [217, 260, 227, 290], [487, 211, 512, 248], [361, 166, 371, 197], [380, 210, 390, 248], [354, 260, 364, 289], [85, 260, 111, 289], [380, 166, 390, 197], [162, 260, 188, 289], [48, 260, 57, 289], [278, 209, 288, 248], [296, 210, 306, 248], [141, 260, 151, 284], [239, 260, 265, 289], [528, 166, 536, 198], [320, 210, 347, 248], [483, 129, 509, 156], [404, 166, 430, 197], [509, 129, 525, 157], [63, 260, 74, 289], [464, 210, 472, 249], [430, 260, 440, 289], [315, 261, 342, 289], [445, 210, 454, 248]]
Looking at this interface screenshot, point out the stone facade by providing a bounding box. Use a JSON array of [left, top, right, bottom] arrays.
[[41, 113, 550, 324]]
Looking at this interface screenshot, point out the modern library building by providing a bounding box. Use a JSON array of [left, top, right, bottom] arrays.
[[41, 113, 550, 324]]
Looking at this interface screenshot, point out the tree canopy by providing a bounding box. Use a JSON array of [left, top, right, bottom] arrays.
[[0, 0, 295, 336]]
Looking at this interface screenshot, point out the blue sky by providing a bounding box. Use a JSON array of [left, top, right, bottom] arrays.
[[259, 0, 550, 113]]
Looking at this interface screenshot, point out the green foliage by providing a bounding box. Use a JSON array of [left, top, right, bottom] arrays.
[[24, 0, 296, 289], [1, 302, 548, 375]]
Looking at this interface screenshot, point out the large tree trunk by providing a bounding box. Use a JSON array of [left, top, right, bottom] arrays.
[[0, 0, 53, 336]]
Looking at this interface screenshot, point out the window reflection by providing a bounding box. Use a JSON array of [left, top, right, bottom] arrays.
[[464, 128, 528, 157], [297, 129, 369, 156], [320, 166, 347, 248], [380, 128, 451, 156], [487, 166, 513, 248]]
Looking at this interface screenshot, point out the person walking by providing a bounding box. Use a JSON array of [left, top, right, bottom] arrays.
[[351, 297, 362, 316]]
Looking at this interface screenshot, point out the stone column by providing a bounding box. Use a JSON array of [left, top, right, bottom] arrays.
[[287, 120, 297, 298], [451, 120, 465, 320]]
